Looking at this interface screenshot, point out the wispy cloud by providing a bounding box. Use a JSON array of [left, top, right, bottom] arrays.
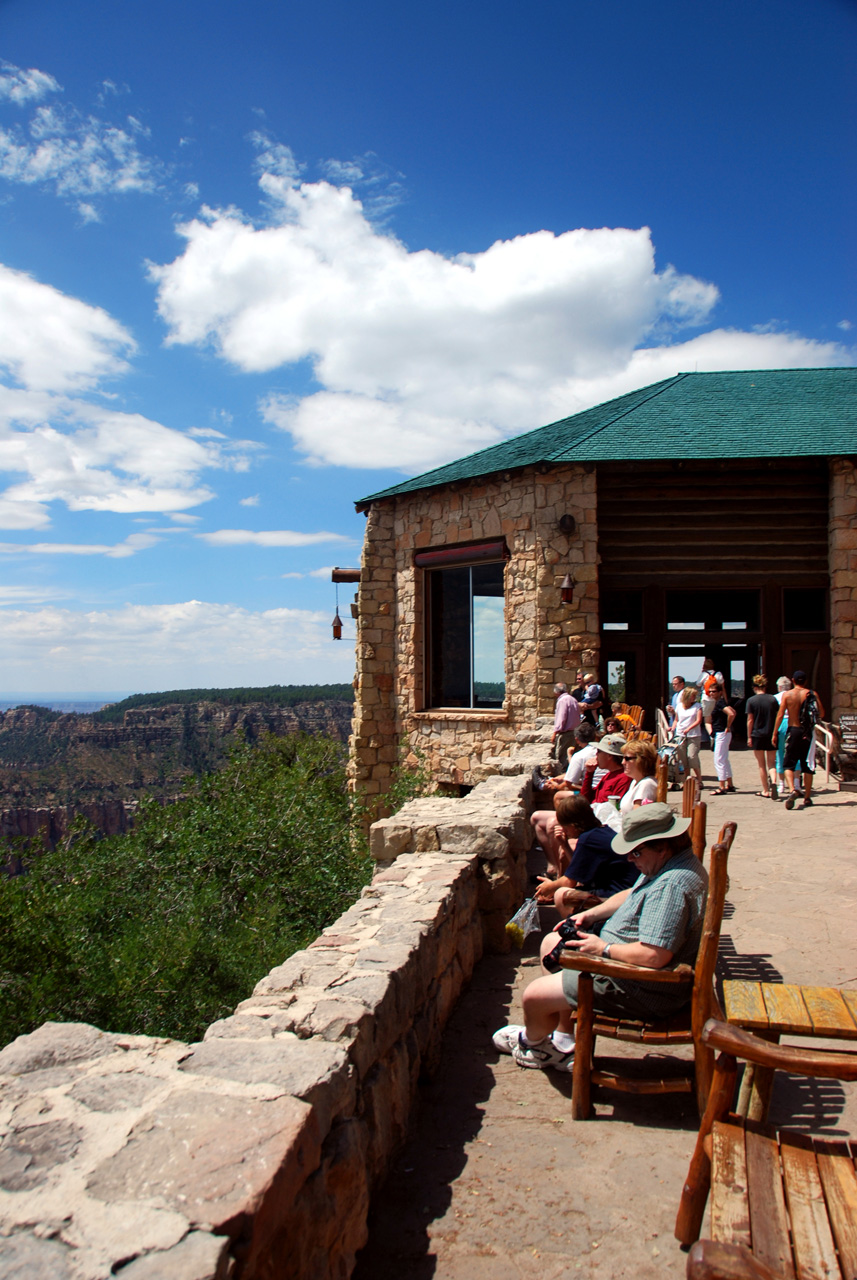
[[0, 532, 159, 558], [0, 600, 356, 687], [0, 65, 163, 217], [0, 62, 60, 107], [197, 529, 350, 547]]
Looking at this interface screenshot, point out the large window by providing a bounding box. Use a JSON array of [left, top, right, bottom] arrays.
[[420, 544, 506, 709]]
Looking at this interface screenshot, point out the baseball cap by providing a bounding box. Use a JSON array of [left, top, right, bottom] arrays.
[[612, 802, 692, 855]]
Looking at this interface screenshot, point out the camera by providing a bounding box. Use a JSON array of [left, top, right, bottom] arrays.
[[542, 917, 582, 973]]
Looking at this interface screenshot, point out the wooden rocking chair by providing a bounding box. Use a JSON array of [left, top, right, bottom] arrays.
[[560, 820, 736, 1120], [675, 1018, 857, 1280]]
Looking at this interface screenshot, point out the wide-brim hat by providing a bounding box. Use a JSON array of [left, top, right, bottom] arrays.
[[597, 733, 627, 758], [612, 802, 692, 855]]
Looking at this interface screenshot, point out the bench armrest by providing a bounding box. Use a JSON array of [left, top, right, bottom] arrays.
[[702, 1018, 857, 1080], [559, 951, 695, 984]]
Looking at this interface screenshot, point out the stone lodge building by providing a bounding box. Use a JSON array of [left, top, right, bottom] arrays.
[[346, 368, 857, 797]]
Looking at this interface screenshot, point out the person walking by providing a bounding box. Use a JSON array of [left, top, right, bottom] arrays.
[[698, 658, 725, 745], [774, 676, 793, 794], [746, 674, 779, 798], [673, 685, 704, 791], [773, 670, 825, 810], [710, 681, 736, 795]]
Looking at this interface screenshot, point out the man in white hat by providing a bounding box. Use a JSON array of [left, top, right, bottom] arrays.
[[492, 803, 709, 1071]]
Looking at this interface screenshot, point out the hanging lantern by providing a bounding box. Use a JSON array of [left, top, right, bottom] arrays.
[[560, 573, 575, 604], [332, 610, 343, 640]]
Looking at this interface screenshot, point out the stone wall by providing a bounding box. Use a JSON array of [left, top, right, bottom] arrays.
[[350, 464, 599, 804], [0, 768, 536, 1280], [829, 457, 857, 719]]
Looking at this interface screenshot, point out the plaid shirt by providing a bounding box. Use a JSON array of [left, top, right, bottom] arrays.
[[600, 845, 709, 1017]]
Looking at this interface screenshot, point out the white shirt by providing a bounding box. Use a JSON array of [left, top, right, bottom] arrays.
[[564, 742, 606, 789], [620, 775, 658, 812], [676, 704, 703, 739]]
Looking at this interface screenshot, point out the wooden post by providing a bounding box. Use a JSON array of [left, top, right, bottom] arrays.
[[571, 973, 595, 1120], [674, 1051, 738, 1245], [656, 755, 669, 804]]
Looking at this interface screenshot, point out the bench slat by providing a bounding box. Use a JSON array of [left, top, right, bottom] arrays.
[[816, 1142, 857, 1280], [745, 1126, 795, 1280], [724, 980, 770, 1031], [800, 987, 857, 1039], [711, 1122, 752, 1248], [760, 984, 813, 1034], [780, 1134, 842, 1280]]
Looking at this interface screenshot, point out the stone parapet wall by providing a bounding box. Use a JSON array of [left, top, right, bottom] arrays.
[[0, 770, 536, 1280], [830, 458, 857, 718], [350, 464, 599, 801]]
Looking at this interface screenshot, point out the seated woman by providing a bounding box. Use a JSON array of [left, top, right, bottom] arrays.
[[619, 740, 658, 811], [534, 793, 638, 915]]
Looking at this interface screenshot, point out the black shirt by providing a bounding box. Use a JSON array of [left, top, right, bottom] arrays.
[[746, 692, 778, 739], [711, 698, 731, 734], [568, 826, 638, 897]]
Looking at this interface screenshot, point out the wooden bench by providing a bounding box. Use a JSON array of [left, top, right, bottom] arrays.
[[675, 1019, 857, 1280], [724, 979, 857, 1120]]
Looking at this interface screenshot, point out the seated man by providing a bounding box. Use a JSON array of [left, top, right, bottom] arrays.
[[579, 733, 631, 805], [533, 795, 638, 913], [493, 803, 708, 1071]]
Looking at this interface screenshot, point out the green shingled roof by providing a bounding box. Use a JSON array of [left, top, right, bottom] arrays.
[[356, 368, 857, 508]]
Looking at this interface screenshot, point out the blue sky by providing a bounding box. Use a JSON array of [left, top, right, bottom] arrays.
[[0, 0, 854, 694]]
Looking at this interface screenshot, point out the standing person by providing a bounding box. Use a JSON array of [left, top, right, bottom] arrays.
[[550, 682, 582, 770], [710, 681, 737, 794], [773, 671, 825, 810], [698, 658, 725, 744], [774, 676, 793, 794], [579, 672, 605, 727], [674, 685, 704, 791], [666, 675, 686, 728], [570, 669, 587, 702], [746, 674, 780, 798]]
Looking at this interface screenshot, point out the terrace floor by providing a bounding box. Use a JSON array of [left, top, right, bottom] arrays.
[[354, 749, 857, 1280]]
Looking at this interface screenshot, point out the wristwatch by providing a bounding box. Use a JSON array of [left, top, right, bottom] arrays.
[[603, 944, 612, 959]]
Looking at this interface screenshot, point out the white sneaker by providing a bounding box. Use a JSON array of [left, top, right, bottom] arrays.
[[492, 1024, 526, 1054], [512, 1035, 575, 1072]]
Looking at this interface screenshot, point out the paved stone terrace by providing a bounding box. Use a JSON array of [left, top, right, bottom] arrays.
[[355, 751, 857, 1280]]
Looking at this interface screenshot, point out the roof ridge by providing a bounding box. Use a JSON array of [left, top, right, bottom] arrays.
[[544, 373, 687, 459]]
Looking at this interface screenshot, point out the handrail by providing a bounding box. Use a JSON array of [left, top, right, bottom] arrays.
[[814, 719, 835, 785]]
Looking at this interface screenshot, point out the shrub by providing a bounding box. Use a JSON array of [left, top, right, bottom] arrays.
[[0, 733, 371, 1046]]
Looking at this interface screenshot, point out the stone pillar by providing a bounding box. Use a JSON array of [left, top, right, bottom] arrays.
[[534, 465, 600, 715], [829, 458, 857, 718], [348, 501, 399, 812]]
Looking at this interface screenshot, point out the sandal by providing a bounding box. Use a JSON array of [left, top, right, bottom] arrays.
[[755, 791, 771, 798], [711, 787, 730, 795]]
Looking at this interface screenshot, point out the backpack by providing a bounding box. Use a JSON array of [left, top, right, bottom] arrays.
[[799, 690, 820, 733]]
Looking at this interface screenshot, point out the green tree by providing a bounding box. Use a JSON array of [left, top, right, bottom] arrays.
[[0, 734, 370, 1046]]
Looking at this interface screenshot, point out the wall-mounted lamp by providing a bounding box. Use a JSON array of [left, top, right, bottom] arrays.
[[558, 514, 577, 536], [332, 609, 343, 640], [560, 573, 575, 604]]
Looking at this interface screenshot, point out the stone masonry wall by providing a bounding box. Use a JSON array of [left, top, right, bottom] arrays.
[[349, 464, 599, 804], [0, 769, 535, 1280], [829, 457, 857, 719]]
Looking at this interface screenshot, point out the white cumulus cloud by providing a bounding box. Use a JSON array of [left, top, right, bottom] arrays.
[[0, 263, 247, 525], [150, 161, 854, 473]]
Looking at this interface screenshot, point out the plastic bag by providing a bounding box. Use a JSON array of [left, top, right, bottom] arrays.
[[505, 897, 541, 947]]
